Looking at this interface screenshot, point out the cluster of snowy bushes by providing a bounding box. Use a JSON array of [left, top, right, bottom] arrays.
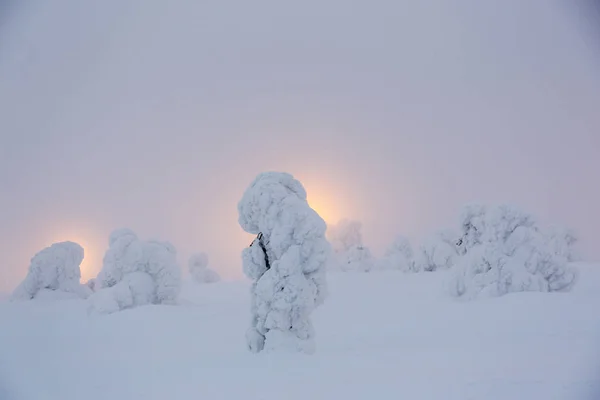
[[10, 228, 221, 313], [449, 204, 577, 299], [327, 204, 579, 298]]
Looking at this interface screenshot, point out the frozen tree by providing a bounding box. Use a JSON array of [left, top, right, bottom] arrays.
[[328, 219, 363, 253], [88, 229, 181, 314], [188, 252, 221, 284], [378, 235, 415, 272], [11, 241, 92, 301], [415, 231, 460, 272], [238, 172, 330, 354], [85, 278, 97, 292], [457, 203, 488, 254], [327, 219, 375, 272], [450, 204, 576, 299], [545, 226, 578, 262]]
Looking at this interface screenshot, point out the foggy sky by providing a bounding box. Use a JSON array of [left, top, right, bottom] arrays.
[[1, 0, 599, 292]]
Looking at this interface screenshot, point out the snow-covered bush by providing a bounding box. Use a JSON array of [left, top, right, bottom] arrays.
[[545, 226, 578, 262], [11, 241, 92, 301], [238, 172, 330, 354], [378, 235, 415, 272], [327, 219, 375, 272], [85, 278, 97, 292], [188, 252, 221, 284], [415, 230, 460, 272], [88, 229, 181, 314], [450, 204, 576, 299]]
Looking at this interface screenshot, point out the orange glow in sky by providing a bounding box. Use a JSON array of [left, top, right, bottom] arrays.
[[41, 231, 101, 283], [300, 176, 350, 228]]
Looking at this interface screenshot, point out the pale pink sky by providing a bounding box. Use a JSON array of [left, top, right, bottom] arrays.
[[0, 1, 599, 292]]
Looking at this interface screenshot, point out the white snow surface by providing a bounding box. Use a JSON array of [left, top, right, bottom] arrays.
[[0, 264, 599, 400]]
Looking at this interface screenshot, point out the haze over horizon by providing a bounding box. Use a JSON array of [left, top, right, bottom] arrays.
[[1, 0, 599, 292]]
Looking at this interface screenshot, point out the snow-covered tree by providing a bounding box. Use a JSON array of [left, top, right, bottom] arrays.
[[238, 172, 330, 354], [328, 219, 362, 253], [457, 203, 488, 254], [327, 219, 375, 272], [11, 241, 92, 301], [188, 252, 221, 284], [545, 226, 578, 262], [85, 278, 97, 292], [378, 235, 415, 272], [450, 204, 576, 299], [88, 229, 181, 314], [415, 230, 460, 272]]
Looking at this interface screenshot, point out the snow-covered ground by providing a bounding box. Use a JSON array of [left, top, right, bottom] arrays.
[[1, 264, 599, 400]]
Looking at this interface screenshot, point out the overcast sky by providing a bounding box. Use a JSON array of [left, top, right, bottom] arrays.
[[0, 0, 598, 292]]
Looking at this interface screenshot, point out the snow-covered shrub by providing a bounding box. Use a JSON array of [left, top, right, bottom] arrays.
[[11, 241, 92, 301], [414, 230, 461, 272], [450, 204, 576, 299], [457, 204, 488, 254], [378, 235, 415, 272], [327, 219, 375, 272], [88, 229, 181, 314], [545, 226, 578, 262], [188, 252, 221, 284], [238, 172, 330, 354], [328, 219, 362, 253], [85, 278, 97, 292]]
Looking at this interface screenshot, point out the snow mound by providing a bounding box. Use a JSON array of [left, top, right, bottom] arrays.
[[238, 171, 330, 353], [10, 241, 91, 301]]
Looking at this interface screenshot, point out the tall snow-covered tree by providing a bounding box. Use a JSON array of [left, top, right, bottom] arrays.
[[188, 252, 221, 284], [327, 219, 375, 272], [11, 241, 92, 301], [450, 204, 576, 299], [238, 172, 330, 354], [88, 229, 181, 314]]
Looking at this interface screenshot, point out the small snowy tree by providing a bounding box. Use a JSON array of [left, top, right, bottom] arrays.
[[188, 252, 221, 284], [238, 172, 330, 354], [545, 226, 578, 262], [378, 235, 415, 272], [450, 204, 576, 299], [415, 231, 460, 272], [11, 241, 92, 301], [88, 229, 181, 314], [457, 203, 488, 254], [327, 219, 375, 272]]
